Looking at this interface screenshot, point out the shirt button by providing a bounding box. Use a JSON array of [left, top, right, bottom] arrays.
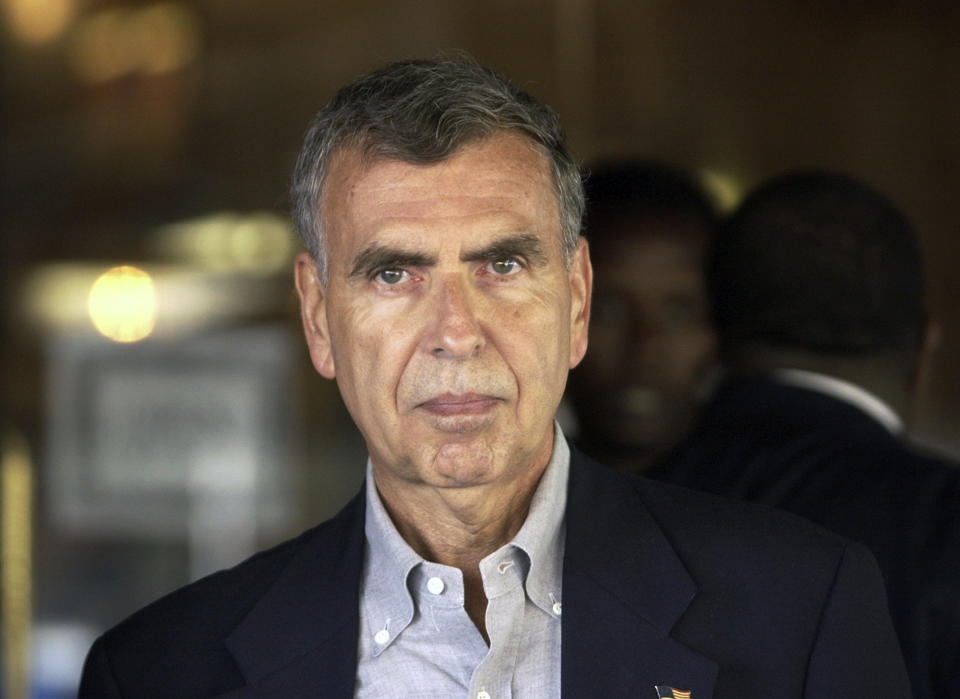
[[477, 691, 491, 699], [427, 576, 445, 595], [552, 601, 562, 615], [374, 629, 390, 645]]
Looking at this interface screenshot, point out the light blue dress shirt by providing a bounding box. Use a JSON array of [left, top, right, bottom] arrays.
[[355, 425, 569, 699]]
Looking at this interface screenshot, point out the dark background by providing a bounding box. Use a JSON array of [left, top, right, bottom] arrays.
[[2, 1, 958, 694]]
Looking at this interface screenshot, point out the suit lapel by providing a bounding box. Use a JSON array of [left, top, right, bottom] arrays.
[[562, 452, 718, 698], [215, 456, 718, 697], [220, 491, 366, 697]]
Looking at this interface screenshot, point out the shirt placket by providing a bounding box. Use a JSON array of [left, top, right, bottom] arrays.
[[469, 548, 526, 699]]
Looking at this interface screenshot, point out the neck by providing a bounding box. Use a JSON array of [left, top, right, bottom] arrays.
[[384, 495, 532, 645], [380, 485, 535, 569], [370, 448, 551, 642]]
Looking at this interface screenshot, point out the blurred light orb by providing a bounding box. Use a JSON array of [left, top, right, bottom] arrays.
[[135, 2, 202, 75], [3, 0, 75, 43], [88, 266, 157, 343], [156, 212, 295, 275], [67, 9, 129, 84], [698, 168, 744, 213], [66, 2, 201, 85]]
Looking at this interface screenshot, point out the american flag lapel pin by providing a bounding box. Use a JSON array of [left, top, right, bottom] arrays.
[[654, 686, 692, 699]]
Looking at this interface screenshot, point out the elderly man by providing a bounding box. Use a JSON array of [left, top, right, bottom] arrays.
[[79, 60, 910, 698]]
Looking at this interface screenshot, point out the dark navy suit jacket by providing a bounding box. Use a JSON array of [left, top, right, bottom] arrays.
[[649, 375, 960, 698], [79, 449, 910, 697]]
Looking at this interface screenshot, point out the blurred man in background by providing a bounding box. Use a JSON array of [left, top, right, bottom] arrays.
[[649, 170, 960, 698], [567, 161, 717, 472]]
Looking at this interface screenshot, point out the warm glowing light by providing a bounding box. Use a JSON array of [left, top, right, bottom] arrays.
[[23, 262, 286, 336], [66, 2, 201, 85], [1, 429, 32, 699], [88, 266, 157, 343], [3, 0, 75, 43], [155, 212, 296, 274], [133, 3, 202, 75], [66, 9, 129, 84], [698, 168, 744, 213]]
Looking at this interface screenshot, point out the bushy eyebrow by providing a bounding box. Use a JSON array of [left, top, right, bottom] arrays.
[[461, 234, 548, 267], [349, 245, 436, 279], [349, 233, 548, 279]]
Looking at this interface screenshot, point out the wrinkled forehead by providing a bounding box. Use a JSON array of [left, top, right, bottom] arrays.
[[326, 129, 557, 198], [319, 134, 562, 243]]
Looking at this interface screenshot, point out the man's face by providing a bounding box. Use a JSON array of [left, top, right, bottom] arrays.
[[569, 218, 715, 458], [296, 132, 590, 497]]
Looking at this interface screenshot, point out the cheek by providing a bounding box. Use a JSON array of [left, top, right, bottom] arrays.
[[332, 306, 408, 395], [670, 326, 714, 357], [371, 306, 436, 407], [658, 330, 715, 381], [502, 299, 570, 398], [581, 325, 623, 369]]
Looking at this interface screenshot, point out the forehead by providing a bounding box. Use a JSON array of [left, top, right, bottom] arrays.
[[591, 217, 706, 262], [592, 227, 707, 296], [320, 133, 561, 252]]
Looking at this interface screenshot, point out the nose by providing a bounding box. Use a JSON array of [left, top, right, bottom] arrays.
[[627, 307, 665, 372], [427, 275, 484, 359], [630, 312, 660, 349]]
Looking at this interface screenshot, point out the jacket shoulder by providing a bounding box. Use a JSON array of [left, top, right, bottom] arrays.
[[80, 492, 364, 698], [576, 448, 854, 561], [566, 450, 910, 695]]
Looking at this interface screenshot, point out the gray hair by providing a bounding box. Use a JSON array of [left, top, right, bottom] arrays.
[[291, 58, 584, 285]]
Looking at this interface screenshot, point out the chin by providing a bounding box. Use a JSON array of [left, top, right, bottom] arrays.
[[429, 441, 498, 486]]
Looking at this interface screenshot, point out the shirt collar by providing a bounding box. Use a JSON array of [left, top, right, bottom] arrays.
[[361, 422, 570, 650], [362, 463, 420, 655], [771, 368, 903, 434], [500, 424, 568, 615]]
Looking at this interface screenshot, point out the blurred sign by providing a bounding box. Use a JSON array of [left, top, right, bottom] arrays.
[[45, 325, 296, 540]]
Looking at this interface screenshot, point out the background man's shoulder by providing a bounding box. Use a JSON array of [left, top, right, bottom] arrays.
[[578, 450, 858, 564], [580, 454, 875, 597], [634, 473, 859, 565]]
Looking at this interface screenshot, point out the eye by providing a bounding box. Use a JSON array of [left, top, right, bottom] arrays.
[[662, 296, 703, 326], [486, 257, 523, 276], [374, 268, 407, 285]]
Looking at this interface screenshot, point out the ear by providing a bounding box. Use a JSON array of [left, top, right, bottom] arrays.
[[567, 236, 593, 368], [294, 251, 336, 379]]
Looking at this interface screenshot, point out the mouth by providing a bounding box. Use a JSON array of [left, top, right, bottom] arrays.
[[418, 392, 501, 417]]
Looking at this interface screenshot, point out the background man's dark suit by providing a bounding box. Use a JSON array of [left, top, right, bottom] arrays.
[[643, 169, 960, 697], [649, 376, 960, 698], [79, 450, 909, 698]]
